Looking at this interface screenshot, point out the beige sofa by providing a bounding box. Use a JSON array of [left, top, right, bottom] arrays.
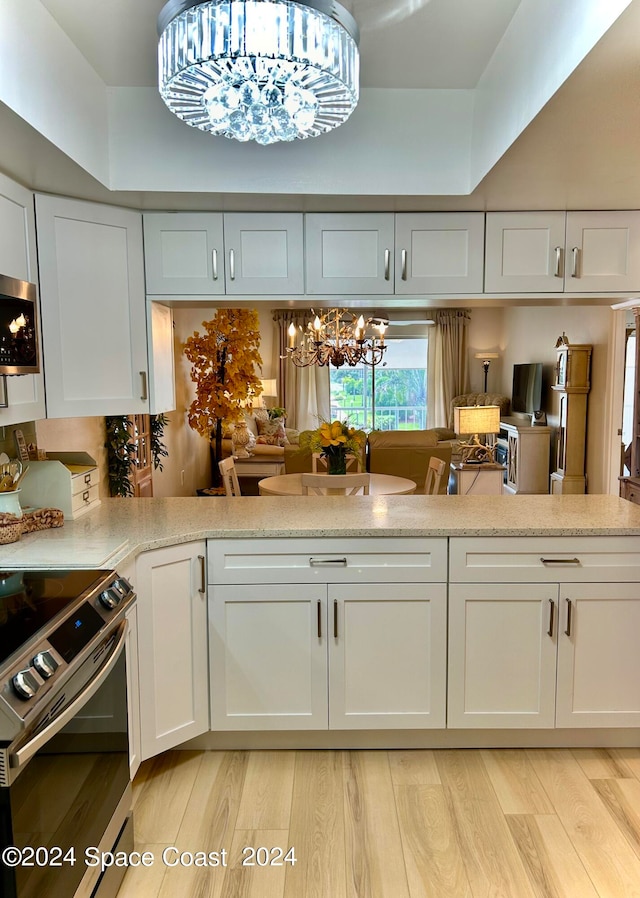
[[220, 411, 299, 462]]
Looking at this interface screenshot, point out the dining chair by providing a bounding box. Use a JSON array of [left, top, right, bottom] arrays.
[[301, 472, 370, 495], [218, 456, 242, 496], [311, 452, 363, 473], [424, 457, 447, 495]]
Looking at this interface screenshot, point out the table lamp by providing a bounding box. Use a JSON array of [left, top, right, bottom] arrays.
[[454, 405, 501, 463]]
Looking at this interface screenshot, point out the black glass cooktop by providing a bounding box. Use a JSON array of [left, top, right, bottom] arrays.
[[0, 569, 106, 668]]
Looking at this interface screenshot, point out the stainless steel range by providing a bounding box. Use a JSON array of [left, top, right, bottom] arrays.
[[0, 568, 136, 898]]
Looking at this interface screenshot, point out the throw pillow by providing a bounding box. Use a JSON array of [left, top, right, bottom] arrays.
[[256, 416, 288, 446]]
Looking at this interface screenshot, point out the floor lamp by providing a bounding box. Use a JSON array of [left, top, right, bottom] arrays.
[[475, 352, 499, 392]]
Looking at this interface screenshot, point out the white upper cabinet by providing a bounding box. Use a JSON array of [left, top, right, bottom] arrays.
[[0, 173, 46, 425], [564, 211, 640, 293], [486, 211, 640, 293], [223, 212, 304, 294], [485, 212, 567, 293], [395, 213, 485, 294], [36, 195, 150, 417], [305, 213, 394, 294], [143, 212, 304, 295], [143, 212, 225, 295]]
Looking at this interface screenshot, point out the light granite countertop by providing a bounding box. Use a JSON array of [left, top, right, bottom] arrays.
[[1, 494, 640, 570]]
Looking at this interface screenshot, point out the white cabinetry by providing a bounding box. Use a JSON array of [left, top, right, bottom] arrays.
[[448, 537, 640, 729], [125, 602, 142, 778], [135, 542, 209, 760], [305, 213, 394, 294], [395, 213, 485, 294], [35, 195, 151, 417], [208, 538, 447, 731], [143, 212, 304, 296], [0, 173, 45, 424], [486, 211, 640, 293], [498, 417, 550, 494]]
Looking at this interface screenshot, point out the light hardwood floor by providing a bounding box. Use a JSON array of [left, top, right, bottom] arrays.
[[117, 747, 640, 898]]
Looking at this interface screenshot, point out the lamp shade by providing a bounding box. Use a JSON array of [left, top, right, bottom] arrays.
[[474, 352, 500, 361], [260, 378, 277, 397], [454, 405, 501, 436]]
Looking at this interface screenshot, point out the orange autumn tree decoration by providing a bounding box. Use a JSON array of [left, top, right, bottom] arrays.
[[184, 310, 262, 483]]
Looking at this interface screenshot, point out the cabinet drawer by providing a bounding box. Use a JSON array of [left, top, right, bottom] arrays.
[[450, 536, 640, 583], [71, 467, 98, 495], [71, 483, 100, 516], [208, 537, 447, 584]]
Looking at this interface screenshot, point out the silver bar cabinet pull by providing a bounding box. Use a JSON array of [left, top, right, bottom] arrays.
[[384, 248, 390, 281], [198, 555, 206, 594], [333, 600, 338, 638], [212, 248, 218, 280], [540, 557, 581, 566], [554, 246, 563, 278], [401, 248, 408, 281], [140, 371, 148, 401], [565, 598, 573, 637], [309, 557, 347, 567], [571, 246, 579, 277], [547, 599, 555, 637], [229, 248, 235, 280], [317, 600, 322, 639]]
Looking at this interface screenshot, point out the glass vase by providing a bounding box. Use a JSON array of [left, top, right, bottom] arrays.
[[326, 452, 347, 475]]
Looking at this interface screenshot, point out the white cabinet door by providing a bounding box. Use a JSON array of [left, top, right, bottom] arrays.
[[448, 583, 558, 728], [556, 583, 640, 728], [209, 583, 328, 730], [395, 213, 484, 294], [485, 212, 566, 293], [0, 173, 46, 424], [565, 211, 640, 293], [125, 603, 142, 779], [223, 212, 304, 294], [143, 212, 225, 295], [328, 582, 446, 729], [305, 213, 394, 294], [136, 542, 209, 760], [35, 195, 149, 417], [147, 302, 175, 413]]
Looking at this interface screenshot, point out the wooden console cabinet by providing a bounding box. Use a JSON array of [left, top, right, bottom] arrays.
[[497, 417, 551, 494]]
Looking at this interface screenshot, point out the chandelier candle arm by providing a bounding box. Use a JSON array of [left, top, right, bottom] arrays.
[[285, 308, 388, 368], [157, 0, 360, 146]]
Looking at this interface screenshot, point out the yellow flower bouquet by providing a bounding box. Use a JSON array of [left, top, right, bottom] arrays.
[[307, 420, 365, 474]]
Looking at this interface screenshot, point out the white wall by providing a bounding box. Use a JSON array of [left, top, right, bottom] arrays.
[[497, 304, 615, 493]]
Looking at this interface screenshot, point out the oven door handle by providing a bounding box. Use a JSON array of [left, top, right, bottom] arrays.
[[9, 620, 128, 774]]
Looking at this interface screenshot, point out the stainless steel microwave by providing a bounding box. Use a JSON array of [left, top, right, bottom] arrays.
[[0, 273, 40, 375]]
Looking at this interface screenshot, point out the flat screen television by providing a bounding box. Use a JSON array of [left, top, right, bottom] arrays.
[[512, 362, 542, 415]]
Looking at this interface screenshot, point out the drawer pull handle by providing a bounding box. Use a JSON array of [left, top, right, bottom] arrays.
[[540, 557, 581, 566], [317, 600, 322, 639], [547, 599, 555, 637], [333, 599, 338, 639], [84, 473, 92, 484], [565, 598, 573, 637], [82, 490, 90, 502], [198, 555, 206, 595], [309, 557, 347, 566]]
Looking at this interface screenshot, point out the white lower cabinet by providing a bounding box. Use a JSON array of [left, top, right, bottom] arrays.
[[208, 537, 447, 731], [448, 537, 640, 729], [125, 603, 142, 778], [136, 542, 209, 760]]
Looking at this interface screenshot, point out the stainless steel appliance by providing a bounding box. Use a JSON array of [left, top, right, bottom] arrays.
[[0, 568, 136, 898], [0, 274, 40, 376]]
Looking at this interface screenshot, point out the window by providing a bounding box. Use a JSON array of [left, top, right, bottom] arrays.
[[330, 337, 428, 430]]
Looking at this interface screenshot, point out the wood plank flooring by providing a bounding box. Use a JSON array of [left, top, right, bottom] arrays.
[[117, 748, 640, 898]]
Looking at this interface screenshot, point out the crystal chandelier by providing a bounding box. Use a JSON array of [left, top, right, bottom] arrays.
[[157, 0, 360, 146], [286, 309, 388, 368]]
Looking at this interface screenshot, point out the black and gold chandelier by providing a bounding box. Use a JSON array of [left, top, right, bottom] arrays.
[[286, 309, 388, 368]]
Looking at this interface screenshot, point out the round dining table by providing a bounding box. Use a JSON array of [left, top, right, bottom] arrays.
[[258, 472, 417, 496]]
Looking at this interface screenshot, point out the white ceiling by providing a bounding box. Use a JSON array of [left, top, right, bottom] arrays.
[[37, 0, 521, 90], [2, 0, 640, 210]]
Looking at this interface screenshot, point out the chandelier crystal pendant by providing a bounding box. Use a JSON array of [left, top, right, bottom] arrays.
[[286, 309, 388, 368], [157, 0, 360, 146]]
